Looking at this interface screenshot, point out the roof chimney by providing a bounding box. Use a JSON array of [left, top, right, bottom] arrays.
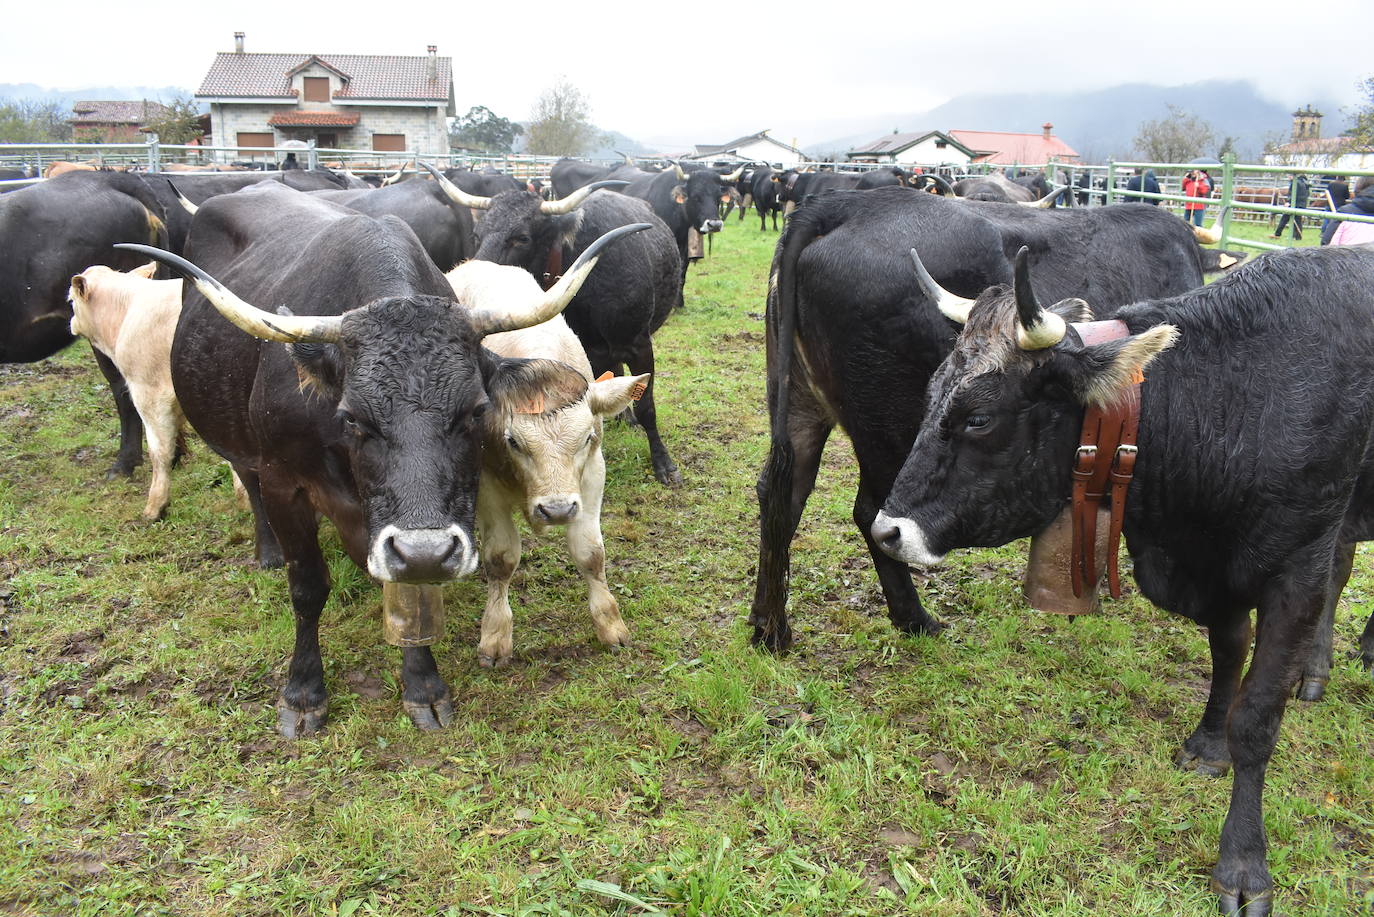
[[426, 44, 437, 80], [1042, 122, 1053, 140], [234, 31, 245, 54]]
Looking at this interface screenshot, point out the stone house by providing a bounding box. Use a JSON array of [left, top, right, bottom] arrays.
[[195, 32, 455, 156]]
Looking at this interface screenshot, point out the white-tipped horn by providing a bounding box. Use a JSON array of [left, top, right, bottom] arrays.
[[166, 180, 198, 215], [420, 161, 491, 210], [113, 243, 342, 343], [1193, 206, 1227, 244], [1019, 185, 1067, 208], [539, 180, 628, 215], [467, 223, 653, 336], [909, 249, 976, 324], [381, 160, 413, 186], [1012, 247, 1067, 350]]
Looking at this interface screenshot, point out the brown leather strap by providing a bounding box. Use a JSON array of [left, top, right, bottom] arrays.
[[1069, 320, 1141, 599], [540, 245, 564, 292]]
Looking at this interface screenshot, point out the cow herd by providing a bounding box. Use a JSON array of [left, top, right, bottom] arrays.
[[2, 157, 1373, 915]]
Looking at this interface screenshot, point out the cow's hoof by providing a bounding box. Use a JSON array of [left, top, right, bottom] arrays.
[[478, 653, 512, 669], [257, 543, 285, 570], [403, 696, 454, 731], [1216, 886, 1272, 916], [655, 463, 682, 487], [1175, 747, 1230, 777], [597, 621, 631, 648], [750, 622, 792, 654], [105, 460, 138, 480], [1295, 676, 1327, 702], [896, 616, 946, 638], [275, 701, 327, 739]]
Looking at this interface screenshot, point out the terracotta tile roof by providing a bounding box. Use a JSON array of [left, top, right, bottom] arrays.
[[70, 100, 171, 124], [1272, 137, 1370, 154], [267, 111, 361, 127], [197, 52, 452, 102], [949, 129, 1079, 164]]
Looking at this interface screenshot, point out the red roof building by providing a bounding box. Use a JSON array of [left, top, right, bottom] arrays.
[[195, 32, 456, 156], [70, 100, 172, 143], [949, 124, 1080, 165]]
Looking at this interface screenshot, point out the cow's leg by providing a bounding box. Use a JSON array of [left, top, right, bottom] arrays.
[[477, 489, 520, 668], [1297, 540, 1355, 701], [258, 483, 330, 739], [854, 473, 944, 637], [1176, 612, 1251, 776], [91, 346, 143, 478], [234, 466, 284, 569], [567, 465, 629, 648], [1360, 607, 1374, 670], [399, 646, 453, 730], [1212, 580, 1324, 917], [130, 387, 181, 522], [626, 336, 680, 486], [750, 391, 832, 653]]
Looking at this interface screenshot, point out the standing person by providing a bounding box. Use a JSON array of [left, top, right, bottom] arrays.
[[1123, 168, 1160, 204], [1321, 175, 1350, 238], [1321, 175, 1374, 246], [1272, 172, 1309, 240], [1182, 169, 1211, 226]]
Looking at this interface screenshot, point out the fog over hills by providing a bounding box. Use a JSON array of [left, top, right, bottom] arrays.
[[0, 83, 193, 107], [803, 80, 1350, 162]]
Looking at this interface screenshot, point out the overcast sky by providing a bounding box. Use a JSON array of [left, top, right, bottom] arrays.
[[2, 0, 1367, 148]]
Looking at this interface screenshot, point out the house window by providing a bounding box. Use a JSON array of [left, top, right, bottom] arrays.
[[935, 140, 947, 149], [372, 133, 406, 152], [303, 77, 330, 103], [316, 133, 338, 149], [236, 132, 274, 148]]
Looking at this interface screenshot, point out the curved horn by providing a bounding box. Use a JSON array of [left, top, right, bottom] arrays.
[[166, 179, 198, 215], [720, 163, 746, 183], [673, 160, 688, 181], [1019, 185, 1067, 208], [1193, 205, 1228, 244], [467, 223, 653, 336], [924, 173, 955, 196], [381, 162, 408, 186], [616, 150, 634, 166], [113, 243, 342, 343], [1012, 247, 1065, 350], [539, 179, 629, 215], [909, 249, 975, 324], [420, 161, 491, 210]]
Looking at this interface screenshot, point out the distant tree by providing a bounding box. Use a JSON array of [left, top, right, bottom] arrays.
[[1217, 135, 1237, 159], [0, 99, 72, 143], [1346, 76, 1374, 148], [1133, 104, 1215, 163], [525, 78, 606, 157], [449, 105, 523, 154], [142, 95, 204, 145]]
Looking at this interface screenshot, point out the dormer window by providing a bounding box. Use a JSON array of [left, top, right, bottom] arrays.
[[303, 77, 330, 103]]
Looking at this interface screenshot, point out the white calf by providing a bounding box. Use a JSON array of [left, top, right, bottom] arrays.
[[68, 264, 186, 520], [447, 261, 648, 666]]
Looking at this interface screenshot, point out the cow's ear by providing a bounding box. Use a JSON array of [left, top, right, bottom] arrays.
[[588, 372, 649, 417], [287, 340, 344, 400], [1061, 324, 1178, 408], [132, 262, 158, 279], [672, 185, 687, 204], [1049, 296, 1093, 323], [69, 274, 87, 300], [553, 210, 582, 249], [482, 354, 588, 415]]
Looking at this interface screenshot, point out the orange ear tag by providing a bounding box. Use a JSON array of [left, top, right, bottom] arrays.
[[629, 381, 647, 401], [514, 394, 546, 415], [1129, 368, 1145, 385], [595, 371, 615, 382]]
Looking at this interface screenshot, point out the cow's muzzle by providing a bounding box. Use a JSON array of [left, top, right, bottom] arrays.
[[534, 498, 580, 526], [368, 524, 477, 583], [700, 219, 723, 234], [871, 511, 946, 566]]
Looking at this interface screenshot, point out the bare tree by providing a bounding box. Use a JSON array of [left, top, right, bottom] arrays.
[[525, 78, 605, 157], [0, 99, 72, 143], [1133, 104, 1215, 163], [1346, 76, 1374, 148]]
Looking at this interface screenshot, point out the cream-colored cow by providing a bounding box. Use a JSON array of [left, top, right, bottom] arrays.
[[446, 260, 647, 666]]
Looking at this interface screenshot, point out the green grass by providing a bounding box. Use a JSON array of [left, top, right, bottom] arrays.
[[1, 214, 1371, 917]]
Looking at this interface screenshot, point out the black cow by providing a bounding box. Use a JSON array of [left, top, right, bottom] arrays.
[[119, 182, 645, 737], [312, 180, 476, 271], [445, 167, 524, 197], [423, 165, 685, 485], [550, 158, 615, 199], [952, 173, 1043, 203], [872, 245, 1374, 916], [0, 170, 171, 478], [620, 162, 740, 280], [855, 166, 911, 190], [749, 166, 783, 231], [751, 188, 1206, 651]]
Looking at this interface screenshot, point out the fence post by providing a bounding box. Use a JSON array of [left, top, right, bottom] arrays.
[[146, 133, 160, 173], [307, 140, 318, 171], [1106, 159, 1116, 204], [1219, 152, 1236, 248]]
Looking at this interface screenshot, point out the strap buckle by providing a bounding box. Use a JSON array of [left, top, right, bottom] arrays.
[[1073, 445, 1098, 478], [1109, 444, 1137, 483]]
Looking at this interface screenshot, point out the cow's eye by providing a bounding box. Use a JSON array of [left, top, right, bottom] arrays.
[[339, 409, 369, 438], [510, 234, 530, 246], [505, 432, 522, 452], [965, 413, 991, 431]]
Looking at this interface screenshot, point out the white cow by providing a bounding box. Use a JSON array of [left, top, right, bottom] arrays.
[[446, 260, 648, 666], [69, 264, 187, 520]]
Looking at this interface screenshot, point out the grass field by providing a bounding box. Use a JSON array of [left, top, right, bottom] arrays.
[[1, 209, 1371, 916]]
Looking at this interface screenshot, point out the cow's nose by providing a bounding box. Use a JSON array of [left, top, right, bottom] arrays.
[[384, 529, 461, 582], [871, 518, 903, 553], [703, 220, 723, 233], [535, 500, 579, 525]]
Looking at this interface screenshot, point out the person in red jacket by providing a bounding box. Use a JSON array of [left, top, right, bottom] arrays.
[[1182, 169, 1211, 226]]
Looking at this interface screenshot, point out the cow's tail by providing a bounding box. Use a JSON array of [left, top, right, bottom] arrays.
[[755, 210, 823, 625]]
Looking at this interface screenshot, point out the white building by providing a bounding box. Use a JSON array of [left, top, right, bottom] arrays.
[[846, 130, 976, 167], [1263, 106, 1374, 171], [196, 32, 456, 157], [684, 130, 806, 168]]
